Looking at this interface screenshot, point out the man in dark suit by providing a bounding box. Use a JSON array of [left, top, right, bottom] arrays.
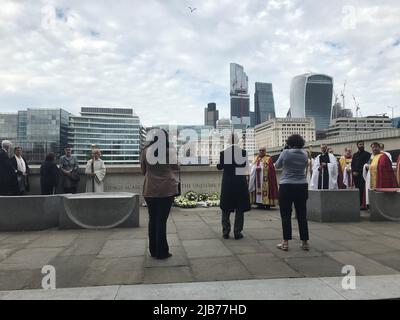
[[10, 146, 30, 195], [217, 133, 251, 240], [0, 140, 18, 196]]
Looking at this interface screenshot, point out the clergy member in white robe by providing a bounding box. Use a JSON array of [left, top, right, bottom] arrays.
[[310, 144, 338, 190], [85, 149, 106, 192]]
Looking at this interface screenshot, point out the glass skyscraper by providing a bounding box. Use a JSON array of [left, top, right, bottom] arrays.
[[204, 102, 219, 128], [290, 73, 333, 131], [254, 82, 276, 125], [69, 107, 143, 164], [230, 63, 250, 127]]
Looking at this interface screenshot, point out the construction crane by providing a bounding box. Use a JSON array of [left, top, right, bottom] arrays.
[[353, 95, 361, 118], [340, 80, 347, 110]]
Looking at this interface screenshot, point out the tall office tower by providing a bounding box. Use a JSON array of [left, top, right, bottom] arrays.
[[250, 111, 256, 128], [230, 63, 250, 127], [69, 107, 142, 164], [204, 102, 219, 128], [290, 73, 333, 131], [254, 82, 276, 125], [331, 102, 353, 120]]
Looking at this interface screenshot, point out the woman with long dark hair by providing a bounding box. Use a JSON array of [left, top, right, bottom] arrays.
[[141, 129, 179, 259], [274, 134, 310, 251], [40, 153, 59, 195]]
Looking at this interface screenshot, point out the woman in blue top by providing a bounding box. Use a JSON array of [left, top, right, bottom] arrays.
[[274, 134, 310, 251]]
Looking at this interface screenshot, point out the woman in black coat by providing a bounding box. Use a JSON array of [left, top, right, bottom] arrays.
[[217, 134, 251, 240], [40, 153, 59, 195]]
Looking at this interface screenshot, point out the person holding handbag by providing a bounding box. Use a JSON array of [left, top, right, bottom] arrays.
[[60, 145, 80, 194], [141, 129, 179, 260]]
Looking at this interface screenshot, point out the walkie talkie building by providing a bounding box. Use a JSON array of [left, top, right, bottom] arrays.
[[290, 73, 333, 131]]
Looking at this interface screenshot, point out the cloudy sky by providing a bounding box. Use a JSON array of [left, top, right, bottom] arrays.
[[0, 0, 399, 126]]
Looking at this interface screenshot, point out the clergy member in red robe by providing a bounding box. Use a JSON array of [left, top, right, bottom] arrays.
[[249, 147, 279, 208], [396, 155, 400, 186], [363, 142, 398, 205]]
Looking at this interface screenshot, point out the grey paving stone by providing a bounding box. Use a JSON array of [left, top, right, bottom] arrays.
[[310, 228, 363, 241], [365, 251, 400, 272], [333, 225, 377, 237], [284, 256, 344, 277], [326, 251, 399, 276], [27, 234, 78, 248], [48, 255, 96, 288], [260, 240, 323, 258], [336, 239, 396, 255], [60, 237, 106, 256], [81, 257, 144, 286], [237, 253, 301, 278], [245, 228, 283, 240], [108, 228, 148, 240], [368, 235, 400, 250], [0, 234, 11, 241], [98, 239, 146, 258], [223, 278, 345, 300], [0, 248, 18, 262], [145, 246, 189, 268], [0, 248, 63, 271], [226, 245, 271, 255], [182, 239, 232, 258], [320, 275, 400, 300], [116, 282, 227, 300], [191, 256, 252, 281], [1, 286, 120, 300], [76, 230, 114, 239], [305, 234, 349, 252], [143, 266, 194, 284], [177, 226, 216, 240], [0, 269, 42, 290]]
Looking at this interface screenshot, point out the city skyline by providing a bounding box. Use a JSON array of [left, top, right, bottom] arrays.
[[0, 0, 399, 126]]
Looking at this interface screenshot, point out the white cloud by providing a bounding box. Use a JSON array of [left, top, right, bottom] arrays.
[[0, 0, 399, 125]]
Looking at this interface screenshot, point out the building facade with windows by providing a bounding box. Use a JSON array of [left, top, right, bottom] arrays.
[[69, 107, 143, 164], [326, 116, 393, 137], [290, 73, 333, 131], [204, 103, 219, 128], [255, 118, 316, 150], [254, 82, 276, 125], [230, 63, 250, 127]]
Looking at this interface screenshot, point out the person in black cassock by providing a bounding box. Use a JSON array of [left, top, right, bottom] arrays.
[[351, 140, 371, 209], [0, 140, 18, 196], [217, 133, 251, 240]]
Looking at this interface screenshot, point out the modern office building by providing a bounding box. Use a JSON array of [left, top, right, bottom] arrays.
[[392, 117, 400, 128], [0, 113, 18, 141], [254, 82, 276, 125], [204, 103, 219, 128], [1, 108, 70, 163], [216, 118, 233, 132], [255, 118, 316, 149], [230, 63, 250, 127], [69, 107, 143, 164], [290, 73, 333, 131], [250, 111, 256, 128], [326, 116, 393, 137]]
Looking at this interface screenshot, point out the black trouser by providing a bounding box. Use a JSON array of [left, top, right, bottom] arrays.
[[145, 197, 173, 258], [63, 187, 78, 194], [222, 210, 244, 236], [353, 175, 365, 207], [279, 184, 309, 241]]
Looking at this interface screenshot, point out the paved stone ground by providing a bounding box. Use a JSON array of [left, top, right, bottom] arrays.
[[0, 206, 400, 291]]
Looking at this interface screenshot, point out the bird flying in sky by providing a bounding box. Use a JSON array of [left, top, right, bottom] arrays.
[[188, 6, 197, 13]]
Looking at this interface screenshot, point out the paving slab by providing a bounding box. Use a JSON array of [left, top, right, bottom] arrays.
[[177, 226, 216, 240], [284, 256, 345, 277], [143, 266, 194, 284], [326, 251, 399, 276], [237, 253, 301, 279], [81, 256, 144, 286], [145, 246, 188, 268], [190, 256, 252, 281], [336, 239, 397, 255], [368, 235, 400, 250], [225, 244, 271, 255], [26, 234, 78, 248], [59, 238, 106, 256], [320, 275, 400, 300], [0, 248, 63, 271], [260, 240, 323, 258], [243, 228, 283, 240], [310, 228, 363, 241], [98, 239, 146, 258], [182, 239, 232, 259], [0, 269, 42, 291], [1, 285, 120, 300], [108, 228, 148, 240], [365, 251, 400, 272]]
